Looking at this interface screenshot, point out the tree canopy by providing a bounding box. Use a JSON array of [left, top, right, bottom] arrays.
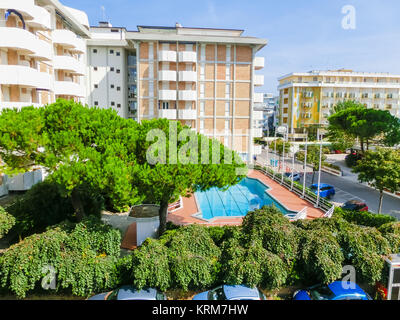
[[352, 148, 400, 213]]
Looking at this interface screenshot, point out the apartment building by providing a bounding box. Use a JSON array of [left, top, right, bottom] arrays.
[[278, 69, 400, 138], [0, 0, 89, 110], [87, 23, 267, 161]]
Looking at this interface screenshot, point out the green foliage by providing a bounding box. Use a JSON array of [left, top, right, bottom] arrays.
[[0, 206, 15, 239], [0, 217, 121, 298], [6, 181, 103, 238], [334, 207, 396, 228], [269, 139, 291, 155], [298, 229, 344, 284], [345, 152, 363, 168], [131, 225, 221, 292]]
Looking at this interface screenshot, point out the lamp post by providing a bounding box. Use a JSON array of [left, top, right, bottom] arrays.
[[266, 127, 269, 171], [315, 130, 323, 208], [273, 130, 277, 179], [290, 142, 295, 191], [302, 134, 308, 198], [276, 126, 288, 185]]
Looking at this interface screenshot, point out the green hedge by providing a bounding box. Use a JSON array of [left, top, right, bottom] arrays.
[[0, 216, 121, 298], [0, 206, 15, 239], [334, 207, 396, 228]]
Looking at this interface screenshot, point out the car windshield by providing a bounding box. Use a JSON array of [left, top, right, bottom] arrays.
[[106, 289, 119, 301], [343, 203, 357, 210], [208, 287, 227, 300], [309, 285, 335, 300]]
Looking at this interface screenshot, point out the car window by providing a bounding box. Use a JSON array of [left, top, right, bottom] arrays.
[[106, 290, 119, 301], [209, 287, 226, 300], [309, 285, 335, 300]]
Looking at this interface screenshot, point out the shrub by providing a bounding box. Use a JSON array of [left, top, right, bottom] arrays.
[[242, 207, 299, 265], [0, 206, 15, 239], [7, 181, 104, 238], [220, 236, 288, 290], [334, 208, 396, 228], [345, 153, 363, 168], [0, 217, 121, 298], [298, 229, 344, 284]]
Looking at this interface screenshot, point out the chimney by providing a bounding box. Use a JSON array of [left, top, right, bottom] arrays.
[[99, 21, 112, 28]]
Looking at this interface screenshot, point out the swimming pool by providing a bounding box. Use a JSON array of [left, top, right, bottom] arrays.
[[195, 177, 294, 220]]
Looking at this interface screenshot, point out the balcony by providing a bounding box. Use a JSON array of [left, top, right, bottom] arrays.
[[159, 90, 177, 100], [253, 128, 263, 138], [0, 0, 36, 20], [179, 71, 197, 82], [0, 65, 51, 90], [254, 145, 262, 155], [178, 109, 197, 120], [178, 51, 197, 63], [158, 109, 177, 120], [253, 92, 264, 103], [253, 111, 264, 120], [254, 75, 264, 86], [178, 90, 197, 101], [54, 56, 85, 75], [254, 57, 265, 70], [54, 81, 85, 97], [0, 28, 52, 61], [52, 29, 86, 54], [158, 70, 176, 81], [27, 5, 51, 30], [158, 51, 177, 62]]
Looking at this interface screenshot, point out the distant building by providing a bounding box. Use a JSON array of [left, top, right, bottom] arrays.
[[253, 93, 278, 136], [278, 69, 400, 139]]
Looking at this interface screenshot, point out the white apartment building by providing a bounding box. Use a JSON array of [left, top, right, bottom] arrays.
[[0, 1, 268, 162], [0, 0, 90, 109]]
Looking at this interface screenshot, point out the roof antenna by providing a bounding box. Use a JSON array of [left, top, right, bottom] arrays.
[[101, 6, 106, 21]]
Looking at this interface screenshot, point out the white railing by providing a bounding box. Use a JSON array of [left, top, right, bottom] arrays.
[[285, 207, 308, 221], [168, 197, 183, 213], [158, 51, 177, 62], [159, 90, 177, 101], [254, 57, 265, 69], [158, 109, 177, 120], [158, 70, 177, 81], [324, 206, 335, 218]]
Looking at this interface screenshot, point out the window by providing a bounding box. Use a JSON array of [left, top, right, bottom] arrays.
[[161, 102, 169, 109], [110, 50, 114, 54], [110, 67, 114, 72], [116, 69, 120, 74], [94, 101, 98, 106], [111, 85, 114, 89], [93, 49, 97, 53], [117, 87, 121, 91], [111, 102, 115, 106], [116, 52, 120, 56], [117, 104, 121, 108], [94, 84, 98, 89], [94, 67, 98, 71]]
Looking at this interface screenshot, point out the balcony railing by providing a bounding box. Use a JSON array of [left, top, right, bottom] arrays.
[[254, 57, 265, 70], [253, 128, 263, 138], [158, 109, 177, 120], [253, 92, 264, 103], [254, 75, 264, 86], [159, 90, 177, 100], [178, 109, 197, 120], [158, 51, 177, 62], [179, 71, 197, 82], [253, 111, 264, 120], [178, 51, 197, 63], [52, 29, 86, 54], [178, 90, 197, 101], [53, 56, 85, 75], [0, 0, 35, 20], [158, 70, 177, 81], [28, 5, 51, 30], [0, 65, 52, 90], [54, 81, 85, 97]]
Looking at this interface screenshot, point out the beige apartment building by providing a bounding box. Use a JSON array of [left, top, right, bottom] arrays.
[[278, 69, 400, 138], [87, 24, 267, 161]]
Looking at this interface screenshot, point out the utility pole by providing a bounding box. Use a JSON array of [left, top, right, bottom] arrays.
[[315, 130, 323, 208], [302, 133, 308, 198], [273, 130, 277, 179]]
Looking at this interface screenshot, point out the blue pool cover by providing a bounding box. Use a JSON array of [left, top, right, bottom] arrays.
[[195, 178, 292, 220]]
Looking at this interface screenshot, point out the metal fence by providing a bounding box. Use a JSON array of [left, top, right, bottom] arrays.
[[254, 164, 334, 213]]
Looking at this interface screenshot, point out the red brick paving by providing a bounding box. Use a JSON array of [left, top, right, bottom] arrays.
[[167, 170, 324, 227]]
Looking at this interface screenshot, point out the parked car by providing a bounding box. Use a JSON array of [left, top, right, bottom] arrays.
[[310, 183, 335, 199], [342, 200, 368, 212], [293, 281, 372, 300], [284, 172, 301, 182], [88, 286, 167, 300], [192, 285, 266, 301]]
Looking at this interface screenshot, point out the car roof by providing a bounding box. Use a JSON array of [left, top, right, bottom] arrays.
[[223, 285, 260, 300], [328, 282, 367, 298], [311, 184, 333, 188], [117, 286, 158, 300]]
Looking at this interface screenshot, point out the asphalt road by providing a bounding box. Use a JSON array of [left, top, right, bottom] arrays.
[[257, 151, 400, 217]]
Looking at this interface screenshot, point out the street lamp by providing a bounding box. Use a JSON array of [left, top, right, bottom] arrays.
[[302, 133, 308, 198], [315, 129, 323, 208], [276, 126, 288, 184]]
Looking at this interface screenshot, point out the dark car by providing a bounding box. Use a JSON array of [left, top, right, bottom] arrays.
[[193, 285, 266, 301], [310, 184, 335, 199], [342, 200, 368, 212], [88, 286, 167, 300], [293, 281, 372, 301]]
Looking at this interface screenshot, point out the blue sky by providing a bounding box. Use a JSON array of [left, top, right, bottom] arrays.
[[62, 0, 400, 94]]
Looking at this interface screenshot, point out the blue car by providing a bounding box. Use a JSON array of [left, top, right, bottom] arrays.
[[193, 285, 266, 301], [310, 183, 335, 199], [293, 281, 372, 300], [88, 286, 167, 300]]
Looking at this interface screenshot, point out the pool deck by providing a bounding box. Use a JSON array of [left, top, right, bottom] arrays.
[[167, 170, 324, 227]]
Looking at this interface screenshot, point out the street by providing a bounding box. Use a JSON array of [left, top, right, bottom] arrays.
[[257, 150, 400, 218]]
